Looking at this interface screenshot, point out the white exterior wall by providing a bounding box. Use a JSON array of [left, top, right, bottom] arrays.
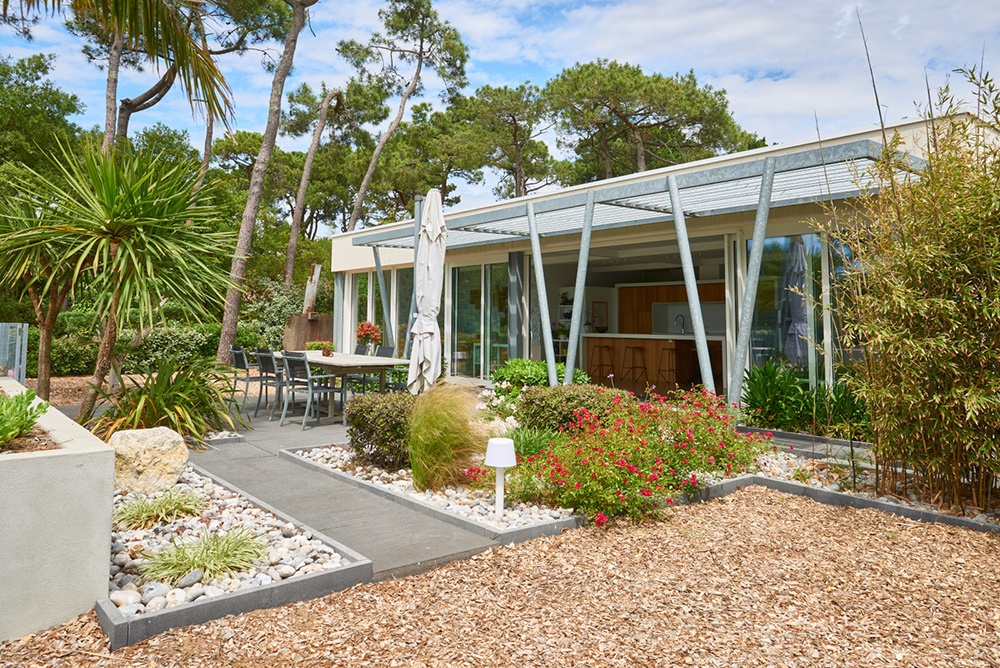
[[0, 377, 114, 641]]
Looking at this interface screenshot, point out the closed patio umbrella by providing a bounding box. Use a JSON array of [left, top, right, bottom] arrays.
[[407, 189, 447, 394]]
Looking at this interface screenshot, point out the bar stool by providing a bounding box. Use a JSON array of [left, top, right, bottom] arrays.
[[588, 345, 615, 381], [655, 346, 678, 392], [621, 346, 648, 389]]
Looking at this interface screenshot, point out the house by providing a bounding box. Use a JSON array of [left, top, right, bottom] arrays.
[[330, 118, 931, 399]]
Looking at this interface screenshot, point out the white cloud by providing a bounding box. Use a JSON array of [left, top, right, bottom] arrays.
[[3, 0, 1000, 210]]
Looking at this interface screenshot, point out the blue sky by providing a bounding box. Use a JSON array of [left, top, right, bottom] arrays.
[[3, 0, 1000, 212]]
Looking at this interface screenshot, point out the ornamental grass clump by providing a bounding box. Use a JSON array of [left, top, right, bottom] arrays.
[[114, 489, 206, 531], [409, 383, 485, 491], [140, 528, 266, 585], [508, 390, 769, 523]]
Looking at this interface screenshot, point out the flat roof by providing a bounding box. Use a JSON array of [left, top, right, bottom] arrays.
[[352, 125, 922, 251]]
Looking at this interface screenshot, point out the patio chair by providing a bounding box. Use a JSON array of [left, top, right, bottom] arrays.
[[279, 353, 342, 430], [373, 345, 406, 392], [229, 346, 262, 412], [345, 343, 373, 395], [253, 348, 284, 419]]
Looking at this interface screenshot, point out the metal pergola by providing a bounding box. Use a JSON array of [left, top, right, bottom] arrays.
[[350, 139, 905, 397]]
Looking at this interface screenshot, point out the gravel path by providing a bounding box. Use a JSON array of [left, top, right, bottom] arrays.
[[4, 485, 999, 667]]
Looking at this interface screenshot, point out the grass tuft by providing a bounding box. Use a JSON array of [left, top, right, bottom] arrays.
[[114, 489, 206, 531], [140, 528, 267, 584], [408, 383, 485, 491]]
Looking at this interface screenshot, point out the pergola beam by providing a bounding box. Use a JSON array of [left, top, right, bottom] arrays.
[[667, 174, 715, 394], [372, 246, 394, 350], [563, 190, 596, 385], [527, 202, 558, 386], [728, 157, 776, 402]]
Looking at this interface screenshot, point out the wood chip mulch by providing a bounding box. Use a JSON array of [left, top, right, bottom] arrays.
[[3, 486, 1000, 667], [0, 424, 59, 454]]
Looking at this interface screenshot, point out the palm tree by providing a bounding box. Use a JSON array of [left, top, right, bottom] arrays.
[[0, 140, 236, 423], [0, 200, 76, 401], [1, 0, 231, 127]]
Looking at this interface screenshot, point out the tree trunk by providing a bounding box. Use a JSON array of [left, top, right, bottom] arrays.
[[195, 106, 214, 191], [102, 31, 126, 154], [77, 290, 120, 424], [216, 0, 315, 362], [600, 126, 612, 179], [116, 65, 177, 141], [346, 60, 423, 232], [285, 88, 339, 288], [634, 126, 646, 172]]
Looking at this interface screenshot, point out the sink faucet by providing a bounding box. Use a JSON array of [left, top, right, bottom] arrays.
[[674, 314, 685, 334]]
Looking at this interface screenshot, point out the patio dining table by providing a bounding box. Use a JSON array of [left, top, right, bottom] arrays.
[[274, 350, 409, 423]]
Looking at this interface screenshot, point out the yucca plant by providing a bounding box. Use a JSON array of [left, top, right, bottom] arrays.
[[408, 384, 485, 491], [89, 355, 244, 445], [140, 528, 266, 584]]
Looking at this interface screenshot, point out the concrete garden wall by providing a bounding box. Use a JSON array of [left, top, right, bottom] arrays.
[[0, 377, 114, 642]]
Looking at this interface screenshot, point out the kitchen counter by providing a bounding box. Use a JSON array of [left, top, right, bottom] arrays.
[[582, 332, 725, 341], [583, 334, 724, 393]]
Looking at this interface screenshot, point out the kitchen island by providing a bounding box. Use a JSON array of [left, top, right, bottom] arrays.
[[582, 333, 725, 395]]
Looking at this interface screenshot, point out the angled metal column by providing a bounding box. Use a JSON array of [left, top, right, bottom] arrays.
[[728, 157, 776, 402], [563, 190, 596, 385], [527, 202, 558, 386], [332, 272, 345, 353], [667, 175, 715, 394], [372, 247, 394, 350], [507, 251, 524, 360], [403, 195, 424, 358]]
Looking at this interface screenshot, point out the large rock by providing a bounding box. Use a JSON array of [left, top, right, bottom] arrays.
[[109, 427, 189, 494]]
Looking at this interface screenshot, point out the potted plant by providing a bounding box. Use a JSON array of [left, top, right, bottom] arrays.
[[356, 321, 382, 353]]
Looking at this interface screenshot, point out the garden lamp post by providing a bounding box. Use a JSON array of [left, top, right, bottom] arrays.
[[485, 437, 516, 520]]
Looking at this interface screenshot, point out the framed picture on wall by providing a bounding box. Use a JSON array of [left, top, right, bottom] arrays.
[[559, 306, 573, 321], [592, 301, 608, 331]]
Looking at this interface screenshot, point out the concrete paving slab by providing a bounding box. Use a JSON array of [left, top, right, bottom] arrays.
[[190, 444, 495, 577]]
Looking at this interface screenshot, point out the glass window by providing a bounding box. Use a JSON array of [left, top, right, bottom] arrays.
[[395, 267, 414, 357], [451, 265, 482, 377], [747, 233, 823, 386], [352, 273, 369, 348], [486, 262, 509, 374]]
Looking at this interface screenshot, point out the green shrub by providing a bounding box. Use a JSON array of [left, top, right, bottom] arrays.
[[516, 383, 634, 431], [509, 390, 770, 523], [114, 489, 206, 530], [55, 308, 99, 337], [305, 340, 333, 351], [25, 327, 39, 378], [50, 333, 99, 376], [123, 326, 209, 373], [408, 384, 485, 491], [88, 355, 243, 445], [741, 361, 807, 432], [491, 358, 590, 402], [0, 389, 48, 445], [140, 528, 266, 584], [509, 426, 563, 458], [345, 391, 414, 469]]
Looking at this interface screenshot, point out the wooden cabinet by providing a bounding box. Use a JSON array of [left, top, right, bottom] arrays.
[[618, 283, 725, 334]]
